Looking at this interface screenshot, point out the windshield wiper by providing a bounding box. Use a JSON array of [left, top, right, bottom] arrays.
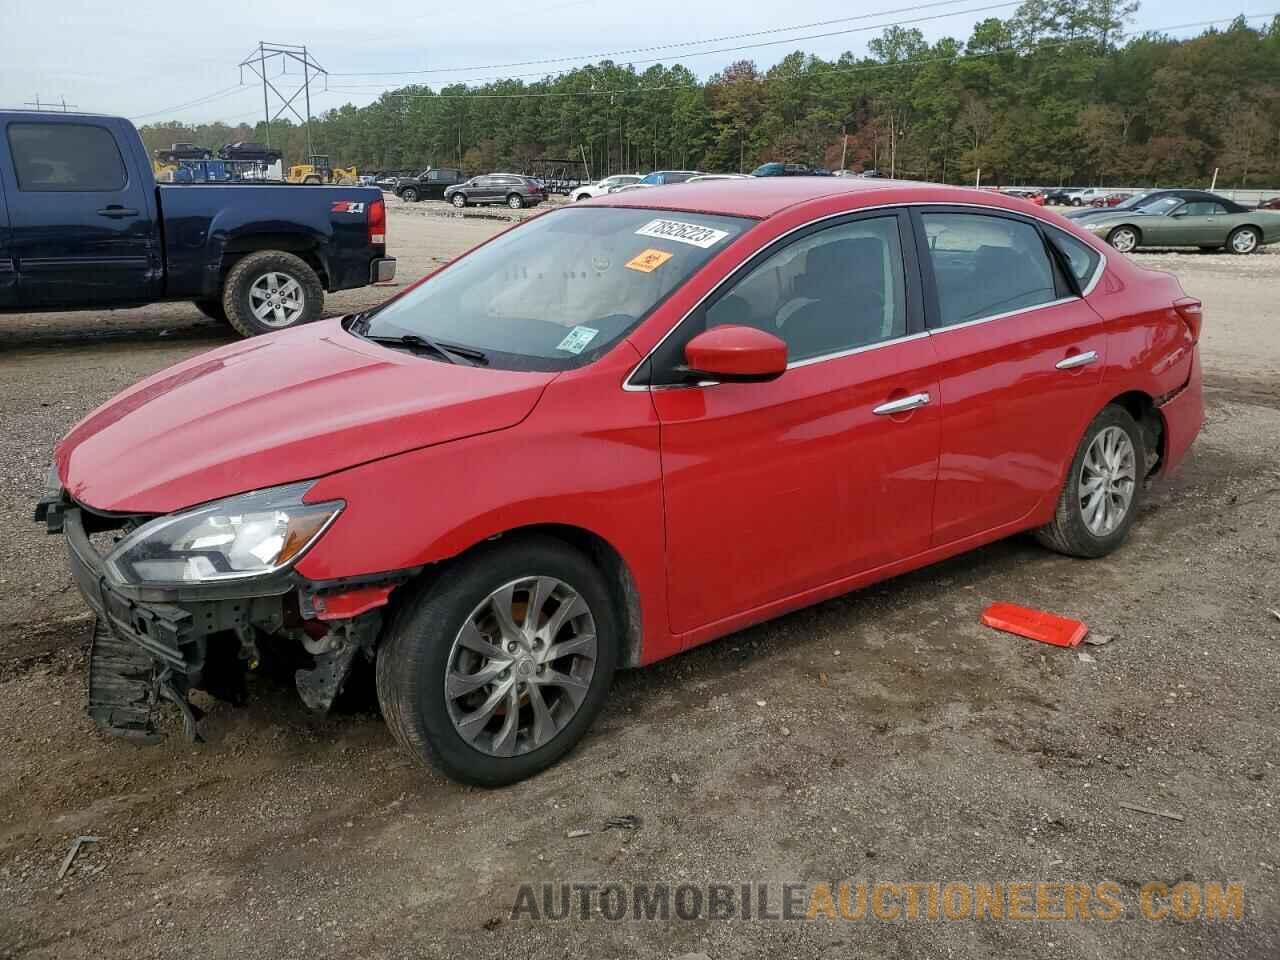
[[359, 333, 488, 366]]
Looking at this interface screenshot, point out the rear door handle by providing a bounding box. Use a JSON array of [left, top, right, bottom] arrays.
[[96, 206, 139, 218], [873, 392, 931, 416], [1056, 350, 1099, 370]]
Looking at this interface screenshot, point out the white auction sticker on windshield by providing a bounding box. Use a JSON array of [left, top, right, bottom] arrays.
[[556, 325, 599, 355], [635, 219, 730, 249]]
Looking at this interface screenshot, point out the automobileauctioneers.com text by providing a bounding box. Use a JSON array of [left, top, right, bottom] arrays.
[[511, 880, 1245, 923]]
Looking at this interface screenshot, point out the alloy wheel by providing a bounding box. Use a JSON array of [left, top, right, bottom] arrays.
[[1110, 228, 1137, 253], [1079, 425, 1136, 537], [445, 576, 597, 757], [249, 272, 305, 328], [1231, 229, 1258, 254]]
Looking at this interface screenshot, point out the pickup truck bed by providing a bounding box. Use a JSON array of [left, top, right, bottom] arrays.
[[0, 111, 394, 336]]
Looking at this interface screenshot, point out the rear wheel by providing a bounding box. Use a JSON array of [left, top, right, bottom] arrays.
[[221, 250, 324, 337], [507, 193, 524, 209], [1036, 404, 1146, 558], [400, 187, 419, 202], [1227, 226, 1260, 255], [376, 536, 618, 786], [1106, 225, 1140, 253]]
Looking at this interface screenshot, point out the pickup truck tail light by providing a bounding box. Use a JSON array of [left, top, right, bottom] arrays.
[[1173, 297, 1202, 343], [368, 198, 386, 246]]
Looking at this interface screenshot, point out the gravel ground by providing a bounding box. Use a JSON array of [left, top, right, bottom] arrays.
[[0, 205, 1277, 959]]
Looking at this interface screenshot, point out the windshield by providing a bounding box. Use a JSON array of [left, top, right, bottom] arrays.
[[359, 207, 752, 370], [1134, 195, 1183, 215]]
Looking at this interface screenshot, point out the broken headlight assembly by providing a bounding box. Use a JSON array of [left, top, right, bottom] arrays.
[[105, 482, 343, 586]]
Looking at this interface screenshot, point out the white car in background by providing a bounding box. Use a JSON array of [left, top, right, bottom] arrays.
[[573, 174, 644, 201]]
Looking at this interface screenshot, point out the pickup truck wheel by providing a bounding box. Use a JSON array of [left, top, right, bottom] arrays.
[[376, 535, 618, 786], [221, 251, 324, 337], [193, 298, 227, 323], [400, 187, 419, 202]]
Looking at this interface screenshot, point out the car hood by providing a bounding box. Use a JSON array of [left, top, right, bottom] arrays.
[[57, 319, 556, 514]]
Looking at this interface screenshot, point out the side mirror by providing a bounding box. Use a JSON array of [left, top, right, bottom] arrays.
[[683, 325, 787, 383]]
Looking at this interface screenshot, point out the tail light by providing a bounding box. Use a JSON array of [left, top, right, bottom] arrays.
[[1174, 297, 1202, 343], [368, 198, 386, 246]]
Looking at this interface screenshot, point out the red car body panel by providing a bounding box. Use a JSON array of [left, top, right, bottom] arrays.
[[56, 322, 554, 513], [55, 177, 1204, 669]]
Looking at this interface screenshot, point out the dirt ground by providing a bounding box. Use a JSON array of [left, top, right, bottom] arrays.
[[1, 201, 1277, 959]]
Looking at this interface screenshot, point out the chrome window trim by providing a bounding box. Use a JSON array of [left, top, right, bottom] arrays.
[[621, 200, 1108, 392]]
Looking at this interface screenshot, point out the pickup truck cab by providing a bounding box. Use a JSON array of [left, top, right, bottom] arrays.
[[0, 111, 395, 336]]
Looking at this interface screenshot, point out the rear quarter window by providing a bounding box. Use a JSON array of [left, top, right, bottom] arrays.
[[1049, 229, 1102, 290], [7, 122, 127, 192]]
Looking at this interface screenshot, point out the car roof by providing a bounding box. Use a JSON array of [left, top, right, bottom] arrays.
[[589, 176, 1049, 220]]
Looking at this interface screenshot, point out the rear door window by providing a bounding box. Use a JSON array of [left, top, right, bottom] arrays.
[[919, 213, 1059, 328], [7, 122, 127, 192]]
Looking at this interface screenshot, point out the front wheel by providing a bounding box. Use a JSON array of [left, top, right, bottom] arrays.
[[1107, 225, 1140, 253], [376, 536, 618, 786], [1036, 405, 1146, 558], [1228, 226, 1260, 255], [575, 193, 591, 202], [221, 250, 324, 337], [451, 193, 467, 208]]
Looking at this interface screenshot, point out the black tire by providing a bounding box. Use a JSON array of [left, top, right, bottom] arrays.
[[451, 192, 468, 208], [193, 298, 227, 323], [376, 535, 619, 787], [507, 193, 524, 209], [1035, 404, 1146, 559], [1227, 226, 1260, 255], [575, 193, 591, 202], [221, 250, 324, 338], [401, 187, 419, 202]]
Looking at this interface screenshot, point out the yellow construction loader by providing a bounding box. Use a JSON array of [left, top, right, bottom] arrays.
[[287, 155, 358, 185]]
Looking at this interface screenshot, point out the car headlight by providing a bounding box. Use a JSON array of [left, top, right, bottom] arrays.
[[106, 482, 343, 586]]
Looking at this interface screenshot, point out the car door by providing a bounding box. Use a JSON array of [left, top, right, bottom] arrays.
[[0, 169, 13, 307], [646, 211, 943, 635], [1, 116, 158, 307], [914, 208, 1108, 546], [1170, 200, 1230, 245]]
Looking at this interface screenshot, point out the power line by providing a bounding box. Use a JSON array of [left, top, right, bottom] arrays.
[[129, 84, 248, 121], [322, 14, 1277, 101], [329, 0, 994, 77]]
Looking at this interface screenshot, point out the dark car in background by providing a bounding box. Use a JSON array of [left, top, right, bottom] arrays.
[[444, 173, 546, 209], [751, 162, 831, 177], [394, 167, 468, 202], [155, 142, 212, 163], [218, 141, 283, 164], [1257, 196, 1280, 210]]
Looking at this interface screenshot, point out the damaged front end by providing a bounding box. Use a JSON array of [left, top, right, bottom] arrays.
[[36, 478, 404, 743]]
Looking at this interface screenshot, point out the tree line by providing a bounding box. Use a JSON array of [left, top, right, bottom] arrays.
[[138, 2, 1280, 188]]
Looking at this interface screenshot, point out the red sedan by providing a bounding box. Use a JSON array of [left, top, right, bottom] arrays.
[[40, 179, 1204, 786]]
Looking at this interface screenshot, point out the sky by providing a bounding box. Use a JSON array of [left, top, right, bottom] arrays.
[[0, 0, 1273, 124]]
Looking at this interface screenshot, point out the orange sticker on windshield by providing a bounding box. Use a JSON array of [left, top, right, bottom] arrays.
[[626, 249, 674, 273]]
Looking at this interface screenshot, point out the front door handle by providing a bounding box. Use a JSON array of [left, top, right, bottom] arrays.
[[1056, 350, 1099, 370], [96, 206, 139, 218], [873, 392, 931, 416]]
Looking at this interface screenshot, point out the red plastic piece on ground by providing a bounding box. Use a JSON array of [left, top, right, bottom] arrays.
[[980, 602, 1088, 648]]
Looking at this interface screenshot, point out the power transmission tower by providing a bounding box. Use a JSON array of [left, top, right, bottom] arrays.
[[238, 42, 327, 157]]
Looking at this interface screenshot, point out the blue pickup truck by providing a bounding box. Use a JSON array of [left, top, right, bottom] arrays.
[[0, 111, 394, 336]]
